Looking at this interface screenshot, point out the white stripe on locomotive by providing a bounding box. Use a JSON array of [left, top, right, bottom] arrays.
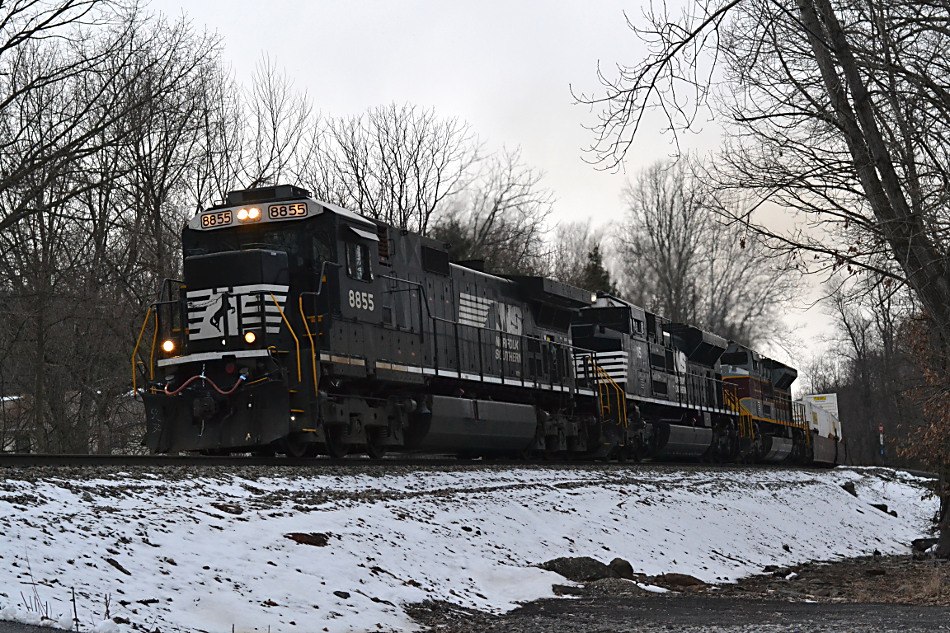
[[185, 283, 289, 340]]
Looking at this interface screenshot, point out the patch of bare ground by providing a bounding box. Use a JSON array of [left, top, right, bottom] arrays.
[[537, 553, 950, 606], [705, 554, 950, 605], [409, 556, 950, 632]]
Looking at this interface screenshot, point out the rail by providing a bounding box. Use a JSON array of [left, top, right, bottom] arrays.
[[380, 273, 584, 392], [271, 293, 302, 383], [298, 295, 319, 397], [131, 306, 154, 394], [591, 359, 628, 428], [724, 388, 755, 439]]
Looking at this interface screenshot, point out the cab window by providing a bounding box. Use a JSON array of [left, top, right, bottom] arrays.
[[346, 241, 372, 281]]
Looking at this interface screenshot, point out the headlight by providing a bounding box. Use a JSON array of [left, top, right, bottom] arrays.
[[244, 331, 257, 344], [161, 339, 176, 353], [237, 207, 261, 223]]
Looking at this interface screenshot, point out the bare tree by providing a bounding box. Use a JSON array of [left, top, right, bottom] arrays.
[[0, 6, 226, 453], [0, 3, 219, 234], [110, 13, 224, 284], [187, 59, 243, 211], [619, 159, 797, 345], [580, 0, 950, 551], [547, 220, 616, 293], [803, 277, 925, 468], [580, 0, 950, 341], [431, 148, 552, 274], [310, 103, 478, 234], [239, 56, 315, 189]]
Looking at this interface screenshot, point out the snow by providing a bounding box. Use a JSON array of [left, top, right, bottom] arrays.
[[0, 465, 935, 633]]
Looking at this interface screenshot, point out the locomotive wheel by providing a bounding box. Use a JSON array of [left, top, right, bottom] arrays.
[[544, 429, 566, 458], [365, 427, 387, 460], [627, 437, 646, 462], [281, 434, 317, 458], [324, 424, 350, 458], [253, 445, 277, 457]]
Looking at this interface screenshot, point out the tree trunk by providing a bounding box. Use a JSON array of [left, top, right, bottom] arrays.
[[937, 461, 950, 558]]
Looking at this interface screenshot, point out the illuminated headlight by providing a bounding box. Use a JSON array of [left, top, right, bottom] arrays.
[[244, 331, 257, 344], [590, 293, 598, 303], [161, 339, 176, 353], [237, 207, 261, 223]]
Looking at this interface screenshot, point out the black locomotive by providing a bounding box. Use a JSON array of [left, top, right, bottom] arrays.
[[134, 185, 834, 463]]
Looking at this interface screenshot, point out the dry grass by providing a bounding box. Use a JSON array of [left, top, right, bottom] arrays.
[[712, 555, 950, 606]]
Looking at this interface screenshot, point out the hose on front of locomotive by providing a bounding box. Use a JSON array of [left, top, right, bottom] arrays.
[[163, 371, 246, 397]]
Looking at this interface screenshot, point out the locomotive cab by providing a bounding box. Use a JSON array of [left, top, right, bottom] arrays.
[[141, 185, 362, 454], [572, 296, 735, 460], [720, 344, 810, 462]]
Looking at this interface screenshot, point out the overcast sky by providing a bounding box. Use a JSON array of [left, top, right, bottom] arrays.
[[150, 0, 691, 226], [150, 0, 834, 369]]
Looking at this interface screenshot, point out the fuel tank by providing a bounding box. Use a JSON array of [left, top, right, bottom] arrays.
[[652, 421, 713, 459], [407, 395, 537, 454]]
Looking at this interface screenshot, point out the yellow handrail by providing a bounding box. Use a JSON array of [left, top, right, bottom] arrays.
[[298, 296, 319, 398], [131, 306, 154, 395], [598, 365, 627, 428], [587, 356, 628, 429], [148, 311, 159, 385], [271, 293, 302, 382], [724, 388, 755, 439]]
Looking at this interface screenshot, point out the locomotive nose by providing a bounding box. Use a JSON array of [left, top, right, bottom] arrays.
[[192, 395, 217, 420]]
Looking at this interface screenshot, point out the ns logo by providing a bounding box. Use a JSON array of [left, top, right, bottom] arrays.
[[186, 283, 289, 341]]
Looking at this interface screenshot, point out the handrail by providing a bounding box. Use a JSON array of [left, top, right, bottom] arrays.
[[379, 274, 435, 320], [131, 306, 154, 396], [380, 275, 604, 394], [158, 278, 185, 303], [271, 293, 302, 382], [314, 261, 341, 296], [298, 295, 319, 398], [583, 356, 628, 429], [596, 364, 628, 428], [793, 401, 811, 445], [148, 310, 159, 385], [724, 388, 755, 439]]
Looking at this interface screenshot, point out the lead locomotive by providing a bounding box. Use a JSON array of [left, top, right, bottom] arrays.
[[135, 185, 839, 464]]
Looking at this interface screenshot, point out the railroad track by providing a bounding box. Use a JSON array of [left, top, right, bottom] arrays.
[[0, 452, 842, 475], [0, 452, 481, 469]]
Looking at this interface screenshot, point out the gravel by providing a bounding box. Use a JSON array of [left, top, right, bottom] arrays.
[[409, 554, 950, 632], [408, 593, 950, 632]]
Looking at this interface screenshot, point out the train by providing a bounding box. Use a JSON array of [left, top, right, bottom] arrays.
[[133, 184, 842, 464]]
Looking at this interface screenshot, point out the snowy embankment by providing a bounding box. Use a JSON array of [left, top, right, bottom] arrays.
[[0, 465, 935, 633]]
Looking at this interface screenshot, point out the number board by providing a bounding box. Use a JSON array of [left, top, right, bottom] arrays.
[[194, 201, 310, 230], [200, 210, 232, 228], [268, 202, 308, 220]]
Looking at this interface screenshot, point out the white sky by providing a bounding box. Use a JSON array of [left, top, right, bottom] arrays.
[[152, 0, 673, 225], [150, 0, 835, 370], [0, 466, 933, 632]]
